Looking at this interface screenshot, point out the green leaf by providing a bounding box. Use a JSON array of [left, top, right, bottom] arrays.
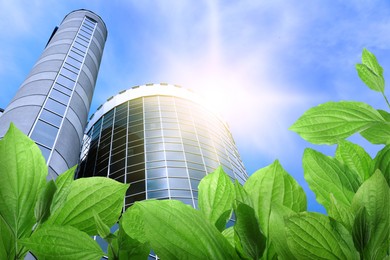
[[0, 123, 47, 241], [137, 199, 239, 259], [51, 165, 76, 214], [234, 202, 266, 260], [120, 202, 147, 244], [328, 194, 354, 232], [234, 180, 253, 208], [20, 225, 104, 260], [289, 101, 385, 144], [222, 227, 235, 248], [198, 166, 234, 231], [46, 177, 128, 235], [335, 140, 373, 182], [0, 215, 15, 260], [352, 207, 371, 256], [351, 170, 390, 259], [286, 212, 359, 260], [268, 204, 297, 260], [303, 149, 360, 210], [374, 145, 390, 186], [34, 180, 57, 225], [93, 212, 111, 240], [244, 160, 306, 236], [360, 109, 390, 145], [356, 48, 385, 93], [108, 226, 149, 260]]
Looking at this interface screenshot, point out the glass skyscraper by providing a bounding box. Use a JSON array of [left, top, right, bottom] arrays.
[[0, 10, 107, 179], [77, 83, 248, 208]]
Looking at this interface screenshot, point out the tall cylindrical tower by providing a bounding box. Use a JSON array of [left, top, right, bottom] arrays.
[[0, 10, 107, 179], [77, 83, 248, 209]]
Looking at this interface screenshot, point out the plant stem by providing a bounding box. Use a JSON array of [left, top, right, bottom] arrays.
[[382, 92, 390, 110]]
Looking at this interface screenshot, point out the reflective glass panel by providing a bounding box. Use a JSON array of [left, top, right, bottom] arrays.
[[31, 120, 59, 148]]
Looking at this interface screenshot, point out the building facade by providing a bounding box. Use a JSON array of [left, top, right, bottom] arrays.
[[77, 83, 248, 209], [0, 10, 107, 179]]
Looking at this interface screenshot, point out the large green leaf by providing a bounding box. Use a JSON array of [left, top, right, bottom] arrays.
[[289, 101, 385, 144], [351, 170, 390, 259], [244, 160, 306, 236], [303, 149, 360, 210], [356, 48, 385, 93], [136, 199, 239, 259], [20, 225, 104, 260], [222, 227, 235, 248], [198, 166, 235, 231], [352, 207, 371, 257], [328, 194, 354, 232], [34, 180, 57, 225], [234, 202, 266, 260], [50, 165, 76, 214], [234, 180, 253, 208], [285, 212, 359, 260], [0, 124, 47, 241], [0, 216, 15, 260], [46, 177, 128, 235], [268, 204, 297, 260], [335, 140, 373, 182], [374, 145, 390, 186], [120, 202, 147, 244], [108, 228, 149, 260], [360, 109, 390, 145]]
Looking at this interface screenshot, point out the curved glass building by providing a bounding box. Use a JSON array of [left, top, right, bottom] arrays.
[[77, 83, 248, 208], [0, 10, 107, 179]]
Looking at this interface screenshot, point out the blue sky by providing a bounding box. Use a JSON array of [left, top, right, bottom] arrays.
[[1, 1, 390, 212]]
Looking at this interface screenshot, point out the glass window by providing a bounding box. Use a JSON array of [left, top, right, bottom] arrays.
[[76, 35, 89, 45], [65, 56, 82, 69], [50, 89, 70, 105], [146, 160, 166, 169], [166, 167, 187, 177], [168, 178, 190, 189], [126, 170, 145, 183], [53, 83, 72, 96], [146, 151, 164, 162], [190, 179, 201, 190], [145, 142, 164, 152], [147, 168, 167, 178], [164, 143, 183, 151], [56, 75, 75, 89], [129, 180, 145, 194], [188, 169, 206, 180], [79, 28, 92, 37], [37, 144, 51, 160], [110, 159, 125, 173], [127, 162, 145, 173], [127, 153, 145, 165], [63, 62, 79, 74], [165, 151, 184, 160], [73, 41, 87, 53], [147, 189, 169, 199], [40, 109, 62, 126], [170, 190, 192, 198], [147, 178, 168, 191], [61, 67, 78, 81], [45, 98, 66, 115], [174, 198, 194, 206], [166, 160, 186, 168], [69, 49, 84, 62], [125, 193, 146, 206], [31, 120, 59, 148]]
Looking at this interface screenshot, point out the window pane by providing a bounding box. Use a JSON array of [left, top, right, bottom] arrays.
[[45, 98, 67, 115], [53, 83, 72, 96], [37, 144, 51, 160], [31, 120, 59, 148], [147, 189, 169, 199], [56, 75, 75, 89], [40, 109, 62, 126], [147, 178, 168, 191], [65, 56, 82, 69], [147, 168, 167, 178], [168, 178, 190, 189], [50, 88, 70, 105], [61, 67, 78, 81]]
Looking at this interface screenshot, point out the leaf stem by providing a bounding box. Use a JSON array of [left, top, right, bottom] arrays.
[[381, 92, 390, 110]]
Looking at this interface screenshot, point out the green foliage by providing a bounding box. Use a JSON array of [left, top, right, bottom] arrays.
[[198, 165, 235, 231], [20, 225, 104, 260], [285, 212, 359, 259], [1, 48, 390, 259]]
